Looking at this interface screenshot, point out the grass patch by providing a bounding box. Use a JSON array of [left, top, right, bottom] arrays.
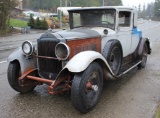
[[10, 18, 28, 27], [156, 108, 160, 118]]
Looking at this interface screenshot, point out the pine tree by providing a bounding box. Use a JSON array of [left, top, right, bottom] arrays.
[[27, 14, 35, 28], [35, 17, 41, 29], [41, 18, 48, 30]]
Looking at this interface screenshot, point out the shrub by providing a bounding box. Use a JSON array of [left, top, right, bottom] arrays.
[[28, 15, 48, 30], [62, 16, 69, 23]]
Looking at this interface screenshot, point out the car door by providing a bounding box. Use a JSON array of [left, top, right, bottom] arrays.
[[130, 13, 141, 54], [117, 11, 132, 57]]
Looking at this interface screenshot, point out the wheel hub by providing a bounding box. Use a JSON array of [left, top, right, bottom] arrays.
[[92, 85, 98, 92], [86, 81, 98, 93]]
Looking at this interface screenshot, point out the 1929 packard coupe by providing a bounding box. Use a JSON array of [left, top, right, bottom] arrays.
[[7, 6, 151, 113]]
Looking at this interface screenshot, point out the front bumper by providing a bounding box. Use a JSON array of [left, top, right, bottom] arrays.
[[19, 68, 71, 94]]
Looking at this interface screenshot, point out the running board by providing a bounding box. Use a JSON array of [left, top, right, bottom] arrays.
[[118, 61, 142, 77]]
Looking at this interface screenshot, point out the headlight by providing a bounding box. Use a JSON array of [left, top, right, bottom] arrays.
[[55, 42, 70, 60], [22, 41, 34, 56]]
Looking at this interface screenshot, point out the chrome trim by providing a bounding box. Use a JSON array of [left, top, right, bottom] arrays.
[[55, 42, 70, 60], [22, 40, 34, 56]]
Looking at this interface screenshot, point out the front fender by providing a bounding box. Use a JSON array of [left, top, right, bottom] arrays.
[[63, 51, 114, 74], [7, 47, 37, 74]]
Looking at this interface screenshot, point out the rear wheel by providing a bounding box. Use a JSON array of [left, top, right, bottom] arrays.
[[138, 43, 148, 68], [7, 61, 36, 93], [102, 40, 122, 75], [71, 62, 103, 113]]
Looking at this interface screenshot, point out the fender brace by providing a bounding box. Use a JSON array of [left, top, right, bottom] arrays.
[[18, 68, 71, 94]]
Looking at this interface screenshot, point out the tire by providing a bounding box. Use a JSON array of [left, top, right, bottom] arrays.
[[71, 62, 103, 113], [102, 40, 122, 75], [138, 43, 148, 68], [7, 61, 36, 93]]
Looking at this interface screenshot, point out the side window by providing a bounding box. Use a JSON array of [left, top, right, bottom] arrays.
[[73, 13, 81, 27], [118, 11, 131, 27]]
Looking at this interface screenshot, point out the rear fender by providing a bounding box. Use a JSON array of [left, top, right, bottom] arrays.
[[7, 47, 37, 74], [138, 37, 151, 59]]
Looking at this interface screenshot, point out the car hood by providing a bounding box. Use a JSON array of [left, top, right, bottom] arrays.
[[54, 27, 115, 40], [91, 27, 116, 35]]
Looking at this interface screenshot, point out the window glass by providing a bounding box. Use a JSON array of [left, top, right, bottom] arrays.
[[102, 13, 115, 25], [118, 11, 131, 27], [70, 9, 116, 30], [73, 13, 81, 27]]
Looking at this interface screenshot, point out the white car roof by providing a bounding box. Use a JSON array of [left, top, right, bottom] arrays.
[[68, 6, 137, 12]]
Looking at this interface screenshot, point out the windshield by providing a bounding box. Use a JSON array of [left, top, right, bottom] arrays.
[[70, 9, 116, 30]]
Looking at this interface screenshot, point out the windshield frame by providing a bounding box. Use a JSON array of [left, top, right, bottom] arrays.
[[69, 9, 116, 30]]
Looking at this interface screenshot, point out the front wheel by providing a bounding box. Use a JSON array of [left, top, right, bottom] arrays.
[[7, 61, 36, 93], [71, 62, 103, 113]]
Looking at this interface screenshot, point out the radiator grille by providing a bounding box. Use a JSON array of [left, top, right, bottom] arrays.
[[37, 38, 62, 79]]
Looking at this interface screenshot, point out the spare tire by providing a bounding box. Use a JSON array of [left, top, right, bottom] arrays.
[[102, 40, 122, 75]]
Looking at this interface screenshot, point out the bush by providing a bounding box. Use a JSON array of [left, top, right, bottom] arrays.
[[62, 16, 69, 23], [27, 15, 48, 30]]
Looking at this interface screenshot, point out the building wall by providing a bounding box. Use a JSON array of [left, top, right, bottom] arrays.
[[16, 0, 23, 10], [11, 8, 23, 17]]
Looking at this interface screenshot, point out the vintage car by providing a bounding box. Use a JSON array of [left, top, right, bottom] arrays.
[[7, 6, 151, 113]]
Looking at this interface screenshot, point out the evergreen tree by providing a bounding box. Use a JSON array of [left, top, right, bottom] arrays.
[[139, 3, 147, 18], [41, 18, 48, 29], [34, 17, 41, 29], [22, 0, 31, 9], [138, 2, 154, 19], [154, 0, 160, 17], [27, 14, 35, 28], [143, 3, 146, 11], [23, 0, 123, 11], [138, 4, 141, 16], [104, 0, 122, 6], [147, 2, 154, 18]]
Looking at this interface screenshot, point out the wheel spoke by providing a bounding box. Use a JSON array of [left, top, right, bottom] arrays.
[[87, 91, 96, 100]]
